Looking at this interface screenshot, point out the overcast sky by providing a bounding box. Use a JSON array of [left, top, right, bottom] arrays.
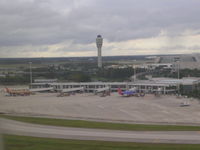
[[0, 0, 200, 57]]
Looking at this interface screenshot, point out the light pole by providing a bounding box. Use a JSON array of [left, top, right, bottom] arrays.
[[178, 61, 180, 80], [176, 60, 180, 94], [134, 65, 136, 82], [174, 57, 180, 95], [29, 62, 32, 88]]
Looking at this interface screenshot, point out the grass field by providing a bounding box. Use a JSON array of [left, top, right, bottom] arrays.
[[3, 134, 200, 150], [1, 114, 200, 131]]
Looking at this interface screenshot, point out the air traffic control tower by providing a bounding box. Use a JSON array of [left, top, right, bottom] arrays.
[[96, 35, 103, 68]]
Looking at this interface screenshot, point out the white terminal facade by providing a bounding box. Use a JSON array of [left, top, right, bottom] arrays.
[[96, 35, 103, 68], [31, 77, 200, 94]]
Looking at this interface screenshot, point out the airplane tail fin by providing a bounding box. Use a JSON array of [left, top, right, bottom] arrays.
[[117, 88, 123, 95], [5, 87, 10, 93]]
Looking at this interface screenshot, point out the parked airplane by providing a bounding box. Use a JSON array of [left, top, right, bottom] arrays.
[[154, 87, 162, 97], [118, 87, 138, 97], [57, 87, 84, 97], [29, 87, 54, 92], [180, 100, 190, 107], [5, 87, 31, 96], [94, 87, 110, 97]]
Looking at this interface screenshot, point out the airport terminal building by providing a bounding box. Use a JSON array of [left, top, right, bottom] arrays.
[[31, 77, 200, 94]]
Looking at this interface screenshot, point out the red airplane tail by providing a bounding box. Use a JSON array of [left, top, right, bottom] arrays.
[[117, 88, 123, 95], [5, 87, 10, 93]]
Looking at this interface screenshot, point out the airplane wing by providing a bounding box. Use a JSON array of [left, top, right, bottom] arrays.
[[94, 87, 109, 93], [61, 87, 84, 93], [30, 87, 54, 92]]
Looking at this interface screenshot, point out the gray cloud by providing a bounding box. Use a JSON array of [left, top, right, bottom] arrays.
[[0, 0, 200, 57]]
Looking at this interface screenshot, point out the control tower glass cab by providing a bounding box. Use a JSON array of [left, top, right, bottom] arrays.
[[96, 35, 103, 68]]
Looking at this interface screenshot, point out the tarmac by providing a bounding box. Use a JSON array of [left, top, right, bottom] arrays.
[[1, 90, 200, 125]]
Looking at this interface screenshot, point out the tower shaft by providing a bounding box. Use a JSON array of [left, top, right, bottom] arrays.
[[96, 35, 103, 68], [98, 47, 102, 68]]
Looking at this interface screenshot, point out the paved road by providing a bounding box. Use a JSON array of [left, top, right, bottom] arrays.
[[1, 118, 200, 144]]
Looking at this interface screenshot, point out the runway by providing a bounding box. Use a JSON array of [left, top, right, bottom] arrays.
[[1, 118, 200, 144]]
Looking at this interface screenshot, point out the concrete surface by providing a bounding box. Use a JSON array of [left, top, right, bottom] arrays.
[[1, 118, 200, 144], [1, 91, 200, 125]]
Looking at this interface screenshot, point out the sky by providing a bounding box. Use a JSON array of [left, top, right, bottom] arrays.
[[0, 0, 200, 58]]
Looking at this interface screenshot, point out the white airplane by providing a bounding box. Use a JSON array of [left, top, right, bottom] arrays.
[[57, 87, 85, 97], [180, 100, 190, 107], [154, 87, 162, 97], [30, 87, 54, 92], [94, 87, 110, 97], [94, 87, 110, 93], [61, 87, 85, 93]]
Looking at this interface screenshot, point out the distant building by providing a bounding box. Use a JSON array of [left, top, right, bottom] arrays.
[[150, 77, 200, 94], [34, 79, 58, 83], [0, 74, 6, 77], [147, 63, 173, 70], [159, 54, 200, 69], [31, 81, 177, 94], [96, 35, 103, 68], [31, 77, 200, 94]]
